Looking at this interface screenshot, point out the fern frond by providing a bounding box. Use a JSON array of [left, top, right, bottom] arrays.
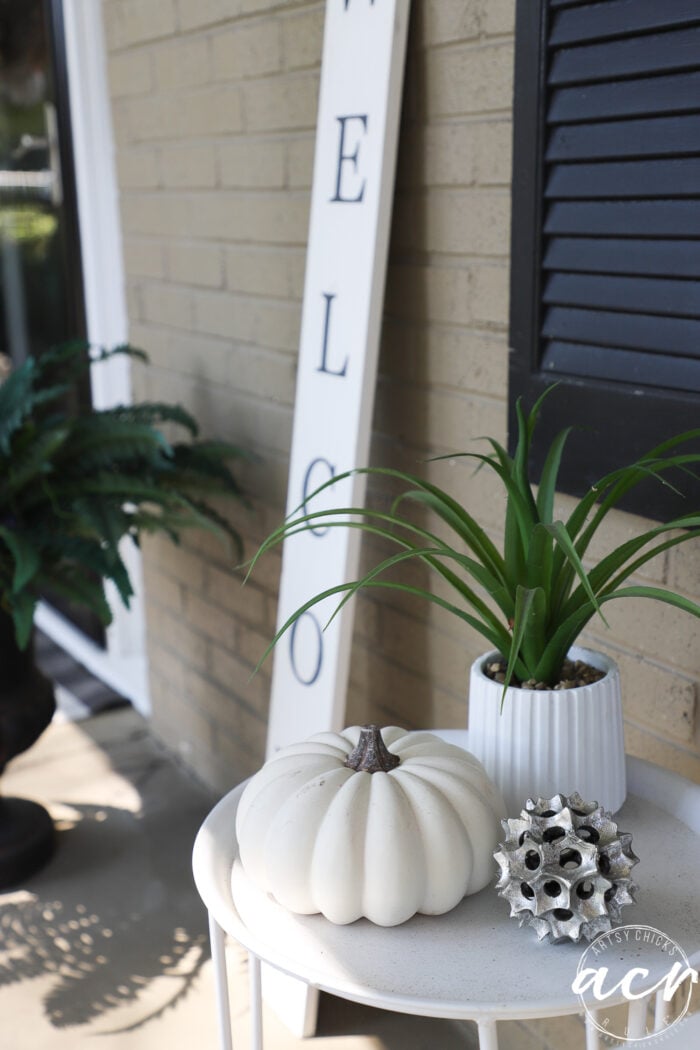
[[175, 494, 243, 557], [101, 402, 198, 436], [169, 442, 246, 496], [0, 526, 40, 592], [0, 359, 36, 454], [35, 566, 113, 625], [70, 498, 133, 550], [60, 419, 171, 467], [0, 426, 68, 498]]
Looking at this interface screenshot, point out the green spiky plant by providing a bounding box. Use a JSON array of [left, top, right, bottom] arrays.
[[0, 341, 248, 649], [250, 388, 700, 691]]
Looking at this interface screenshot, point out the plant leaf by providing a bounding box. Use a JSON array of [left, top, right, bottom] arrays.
[[394, 488, 507, 585], [1, 426, 69, 497], [560, 516, 700, 621], [502, 585, 539, 704], [253, 578, 510, 677], [536, 426, 572, 524], [36, 567, 113, 625], [0, 358, 35, 454], [324, 543, 512, 647], [10, 590, 37, 649], [601, 584, 700, 619], [545, 519, 608, 627], [0, 526, 40, 593]]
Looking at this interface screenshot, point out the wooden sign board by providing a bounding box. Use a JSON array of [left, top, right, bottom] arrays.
[[262, 1, 410, 1035], [266, 0, 411, 758]]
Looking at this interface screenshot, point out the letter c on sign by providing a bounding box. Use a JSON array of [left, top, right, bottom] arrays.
[[302, 457, 336, 537], [289, 611, 323, 686]]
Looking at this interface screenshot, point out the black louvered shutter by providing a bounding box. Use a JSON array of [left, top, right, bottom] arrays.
[[509, 0, 700, 520]]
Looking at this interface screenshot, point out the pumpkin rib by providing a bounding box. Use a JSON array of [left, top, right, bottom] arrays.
[[262, 766, 353, 913], [264, 740, 350, 766], [379, 725, 420, 752], [394, 737, 468, 760], [362, 771, 426, 926], [327, 725, 365, 751], [388, 768, 473, 914], [393, 766, 476, 853], [309, 771, 372, 924], [400, 747, 492, 777], [400, 755, 502, 810], [397, 763, 502, 893], [403, 762, 500, 816], [235, 757, 339, 830]]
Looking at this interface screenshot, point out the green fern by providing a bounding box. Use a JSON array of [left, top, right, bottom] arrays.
[[36, 565, 113, 626], [0, 341, 248, 647], [102, 401, 199, 436], [0, 358, 37, 454], [0, 527, 40, 593], [70, 498, 133, 550], [61, 419, 171, 468], [43, 536, 134, 606], [0, 426, 69, 498]]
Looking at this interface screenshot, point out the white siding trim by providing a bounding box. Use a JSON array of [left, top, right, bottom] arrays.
[[50, 0, 149, 713]]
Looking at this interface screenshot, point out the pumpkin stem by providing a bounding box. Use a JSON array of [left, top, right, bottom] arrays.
[[344, 725, 400, 773]]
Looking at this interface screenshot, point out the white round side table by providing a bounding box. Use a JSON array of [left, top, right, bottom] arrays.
[[192, 737, 700, 1050]]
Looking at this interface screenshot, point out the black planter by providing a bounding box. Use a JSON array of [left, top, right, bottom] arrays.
[[0, 610, 56, 889]]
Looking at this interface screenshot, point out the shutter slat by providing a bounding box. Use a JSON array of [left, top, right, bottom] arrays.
[[542, 306, 700, 356], [547, 115, 700, 161], [549, 26, 700, 85], [549, 71, 700, 125], [543, 238, 700, 278], [543, 273, 700, 318], [545, 201, 700, 238], [551, 0, 700, 48], [545, 158, 700, 200], [532, 4, 700, 396], [542, 341, 700, 392]]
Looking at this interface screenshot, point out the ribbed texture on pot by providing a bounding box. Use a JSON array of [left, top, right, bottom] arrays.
[[467, 646, 626, 816]]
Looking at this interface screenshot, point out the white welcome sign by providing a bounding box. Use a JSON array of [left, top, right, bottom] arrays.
[[266, 0, 411, 757]]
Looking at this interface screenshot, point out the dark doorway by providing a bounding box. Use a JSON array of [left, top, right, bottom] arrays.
[[0, 0, 104, 644]]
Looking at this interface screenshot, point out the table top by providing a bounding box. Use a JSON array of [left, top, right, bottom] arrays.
[[192, 734, 700, 1023]]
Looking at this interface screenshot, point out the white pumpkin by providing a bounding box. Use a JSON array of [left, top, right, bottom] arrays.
[[235, 725, 506, 927]]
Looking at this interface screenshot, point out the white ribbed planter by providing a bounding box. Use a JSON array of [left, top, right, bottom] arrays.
[[467, 645, 626, 816]]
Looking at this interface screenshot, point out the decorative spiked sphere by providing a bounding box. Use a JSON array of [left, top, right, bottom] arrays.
[[494, 792, 639, 943]]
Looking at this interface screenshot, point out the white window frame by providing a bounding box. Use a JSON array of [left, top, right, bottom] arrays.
[[35, 0, 149, 714]]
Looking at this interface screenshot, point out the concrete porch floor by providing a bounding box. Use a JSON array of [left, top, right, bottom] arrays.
[[0, 705, 659, 1050]]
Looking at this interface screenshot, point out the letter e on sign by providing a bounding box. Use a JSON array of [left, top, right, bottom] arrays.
[[330, 115, 368, 203]]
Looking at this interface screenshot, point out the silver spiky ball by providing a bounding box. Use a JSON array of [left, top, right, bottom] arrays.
[[494, 792, 639, 943]]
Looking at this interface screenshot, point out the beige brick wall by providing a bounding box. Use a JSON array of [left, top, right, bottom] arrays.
[[104, 0, 700, 802]]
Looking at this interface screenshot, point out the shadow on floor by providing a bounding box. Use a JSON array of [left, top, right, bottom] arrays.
[[1, 707, 215, 1040], [0, 802, 208, 1032]]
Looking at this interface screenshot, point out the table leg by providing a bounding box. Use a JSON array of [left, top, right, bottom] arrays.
[[585, 1011, 602, 1050], [476, 1019, 499, 1050], [626, 997, 648, 1040], [208, 912, 234, 1050], [654, 988, 669, 1032], [249, 953, 263, 1050]]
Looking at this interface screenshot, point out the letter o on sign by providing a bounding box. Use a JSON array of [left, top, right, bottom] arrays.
[[289, 611, 323, 686]]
